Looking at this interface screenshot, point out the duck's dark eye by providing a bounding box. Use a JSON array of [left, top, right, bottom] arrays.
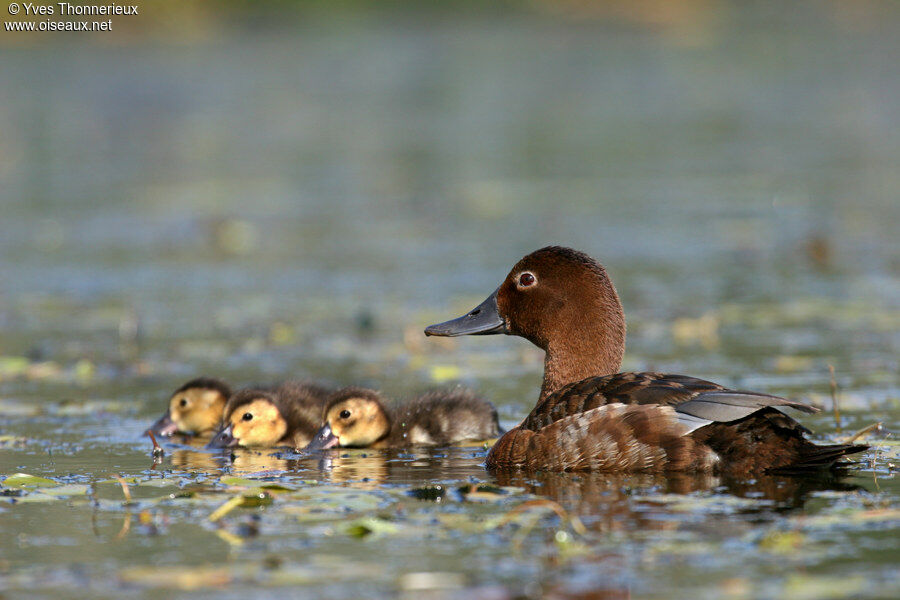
[[339, 409, 351, 419], [179, 398, 188, 408], [518, 272, 536, 287], [242, 413, 253, 421]]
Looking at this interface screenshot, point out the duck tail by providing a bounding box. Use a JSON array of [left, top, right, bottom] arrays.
[[767, 442, 869, 475]]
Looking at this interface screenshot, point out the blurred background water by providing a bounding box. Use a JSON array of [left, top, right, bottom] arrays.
[[1, 1, 899, 598]]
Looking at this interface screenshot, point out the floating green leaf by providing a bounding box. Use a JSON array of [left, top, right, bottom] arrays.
[[40, 484, 90, 497], [457, 483, 508, 502], [407, 485, 446, 501], [3, 473, 58, 488], [0, 435, 29, 446], [10, 492, 66, 503], [0, 356, 30, 377], [119, 565, 231, 590], [259, 483, 294, 492], [219, 476, 266, 488], [98, 476, 139, 485], [240, 492, 274, 508], [209, 492, 274, 522], [343, 516, 398, 538], [758, 530, 806, 553]]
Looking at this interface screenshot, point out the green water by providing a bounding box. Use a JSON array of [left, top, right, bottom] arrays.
[[1, 2, 899, 598]]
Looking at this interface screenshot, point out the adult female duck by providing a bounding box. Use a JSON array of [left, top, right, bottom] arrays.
[[425, 246, 866, 474]]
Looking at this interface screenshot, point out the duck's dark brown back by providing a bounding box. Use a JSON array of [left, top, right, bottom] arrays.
[[522, 372, 725, 431]]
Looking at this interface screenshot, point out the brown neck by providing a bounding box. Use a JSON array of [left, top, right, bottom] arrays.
[[537, 292, 626, 401]]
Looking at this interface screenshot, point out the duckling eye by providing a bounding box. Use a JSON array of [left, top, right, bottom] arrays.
[[518, 272, 536, 288], [179, 398, 188, 408], [242, 412, 253, 422], [339, 409, 351, 419]]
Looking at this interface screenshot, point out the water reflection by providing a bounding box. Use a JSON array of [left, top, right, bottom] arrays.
[[715, 473, 866, 508], [164, 442, 493, 484], [160, 437, 867, 514], [298, 447, 493, 487], [167, 446, 296, 476], [311, 452, 390, 489], [495, 469, 867, 517]]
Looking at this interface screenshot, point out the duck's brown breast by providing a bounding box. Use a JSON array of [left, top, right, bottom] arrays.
[[486, 403, 718, 472]]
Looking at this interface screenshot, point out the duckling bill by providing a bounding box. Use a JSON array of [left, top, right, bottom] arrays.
[[207, 381, 331, 449], [425, 246, 868, 474], [304, 387, 501, 451], [148, 377, 232, 437]]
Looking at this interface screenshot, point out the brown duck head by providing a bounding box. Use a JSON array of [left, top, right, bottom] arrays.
[[207, 389, 289, 449], [148, 377, 231, 437], [304, 387, 391, 451], [425, 246, 626, 400]]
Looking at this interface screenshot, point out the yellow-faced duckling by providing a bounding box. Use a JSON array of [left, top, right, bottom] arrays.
[[425, 246, 867, 474], [303, 387, 501, 451], [207, 381, 331, 449], [148, 377, 232, 437]]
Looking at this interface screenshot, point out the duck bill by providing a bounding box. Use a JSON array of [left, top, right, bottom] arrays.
[[206, 425, 238, 449], [303, 424, 340, 451], [424, 288, 507, 337], [148, 411, 178, 437]]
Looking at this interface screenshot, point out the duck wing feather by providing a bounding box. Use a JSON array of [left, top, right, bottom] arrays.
[[523, 372, 817, 432], [674, 391, 818, 424]]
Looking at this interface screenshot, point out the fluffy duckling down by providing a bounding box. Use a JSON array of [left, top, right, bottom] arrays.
[[303, 387, 502, 451], [207, 381, 331, 449], [148, 377, 232, 437]]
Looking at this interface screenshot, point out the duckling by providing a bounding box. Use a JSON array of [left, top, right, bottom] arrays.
[[303, 387, 502, 450], [148, 377, 232, 437], [425, 245, 868, 474], [206, 381, 331, 449]]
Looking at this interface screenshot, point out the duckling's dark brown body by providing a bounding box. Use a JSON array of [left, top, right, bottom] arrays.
[[208, 381, 331, 449], [273, 380, 332, 440], [304, 387, 501, 450], [388, 388, 502, 447], [425, 246, 868, 474]]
